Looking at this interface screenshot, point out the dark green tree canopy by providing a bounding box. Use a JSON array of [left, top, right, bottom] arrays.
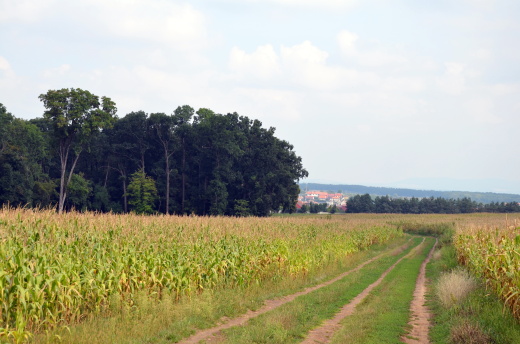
[[0, 103, 52, 207]]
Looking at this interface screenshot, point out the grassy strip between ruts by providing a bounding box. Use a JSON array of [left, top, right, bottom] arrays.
[[329, 237, 435, 344], [37, 237, 412, 344], [428, 244, 520, 344], [202, 236, 424, 343]]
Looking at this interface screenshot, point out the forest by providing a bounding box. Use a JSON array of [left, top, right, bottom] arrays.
[[0, 88, 308, 216], [346, 194, 520, 214]]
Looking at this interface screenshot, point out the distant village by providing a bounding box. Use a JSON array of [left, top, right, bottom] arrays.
[[296, 191, 348, 212]]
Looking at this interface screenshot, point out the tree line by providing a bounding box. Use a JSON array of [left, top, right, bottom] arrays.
[[0, 88, 308, 216], [346, 194, 520, 214], [302, 182, 520, 204]]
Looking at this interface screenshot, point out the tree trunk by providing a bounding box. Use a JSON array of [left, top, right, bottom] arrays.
[[104, 162, 110, 188], [165, 149, 170, 215], [121, 170, 128, 213], [181, 137, 186, 214], [58, 148, 68, 214], [57, 142, 81, 214]]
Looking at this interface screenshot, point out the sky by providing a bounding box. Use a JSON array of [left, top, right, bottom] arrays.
[[1, 0, 519, 194]]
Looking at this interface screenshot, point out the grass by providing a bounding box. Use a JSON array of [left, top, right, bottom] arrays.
[[329, 237, 436, 344], [207, 237, 424, 343]]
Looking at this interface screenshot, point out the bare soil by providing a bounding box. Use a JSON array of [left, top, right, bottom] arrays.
[[176, 239, 413, 344], [402, 239, 438, 344]]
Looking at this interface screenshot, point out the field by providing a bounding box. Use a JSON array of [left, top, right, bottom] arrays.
[[0, 208, 519, 343], [455, 218, 520, 319]]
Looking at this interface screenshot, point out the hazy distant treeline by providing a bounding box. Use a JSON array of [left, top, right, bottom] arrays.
[[303, 183, 520, 204], [346, 194, 520, 214]]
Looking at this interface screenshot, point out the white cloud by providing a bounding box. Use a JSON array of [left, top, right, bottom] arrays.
[[356, 124, 372, 134], [464, 98, 501, 124], [436, 62, 466, 95], [0, 0, 55, 23], [230, 0, 358, 9], [320, 92, 361, 108], [229, 45, 281, 80], [358, 50, 408, 67], [1, 0, 209, 53], [337, 30, 359, 57], [462, 0, 497, 9], [0, 56, 34, 117], [381, 77, 425, 93], [42, 64, 71, 78], [337, 30, 408, 67], [0, 56, 17, 81], [281, 40, 329, 65], [281, 41, 343, 90], [490, 83, 520, 96], [278, 40, 416, 91], [79, 64, 225, 116], [471, 49, 492, 61], [0, 56, 12, 73], [233, 88, 303, 120], [281, 0, 357, 9], [227, 35, 426, 95], [228, 41, 344, 90], [143, 50, 169, 67], [91, 0, 208, 50]]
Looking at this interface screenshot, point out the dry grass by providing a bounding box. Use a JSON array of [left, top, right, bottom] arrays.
[[450, 321, 493, 344], [432, 249, 442, 261], [436, 268, 477, 309]]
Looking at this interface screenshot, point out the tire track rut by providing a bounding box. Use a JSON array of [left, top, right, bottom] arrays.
[[176, 238, 414, 344], [300, 238, 426, 344], [402, 239, 437, 344]]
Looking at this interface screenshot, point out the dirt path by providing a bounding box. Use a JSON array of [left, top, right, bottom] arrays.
[[300, 238, 426, 344], [176, 239, 414, 344], [401, 239, 438, 344]]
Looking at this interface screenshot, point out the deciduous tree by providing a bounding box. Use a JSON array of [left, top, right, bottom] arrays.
[[39, 88, 117, 213], [127, 170, 158, 214]]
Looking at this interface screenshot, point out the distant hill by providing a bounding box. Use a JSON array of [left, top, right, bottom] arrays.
[[299, 183, 520, 204]]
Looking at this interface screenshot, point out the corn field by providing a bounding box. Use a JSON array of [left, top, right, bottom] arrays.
[[0, 208, 403, 342], [455, 218, 520, 320]]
